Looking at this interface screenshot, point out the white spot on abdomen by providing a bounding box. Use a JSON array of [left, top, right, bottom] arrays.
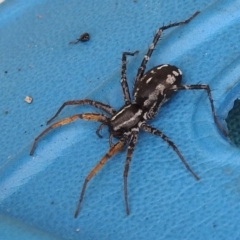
[[172, 70, 179, 76], [178, 68, 182, 75], [156, 84, 165, 95], [166, 74, 176, 84], [157, 64, 168, 70]]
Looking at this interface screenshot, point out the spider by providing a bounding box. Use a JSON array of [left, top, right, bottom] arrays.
[[30, 11, 227, 218]]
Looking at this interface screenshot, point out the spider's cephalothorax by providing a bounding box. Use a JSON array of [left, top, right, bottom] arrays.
[[30, 11, 227, 218]]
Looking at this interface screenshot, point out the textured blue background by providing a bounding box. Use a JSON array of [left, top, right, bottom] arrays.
[[1, 0, 240, 239]]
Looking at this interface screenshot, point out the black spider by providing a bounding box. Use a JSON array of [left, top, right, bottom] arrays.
[[30, 11, 227, 218]]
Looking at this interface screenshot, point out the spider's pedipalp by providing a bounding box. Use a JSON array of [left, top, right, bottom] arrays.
[[30, 113, 109, 156], [96, 123, 106, 138]]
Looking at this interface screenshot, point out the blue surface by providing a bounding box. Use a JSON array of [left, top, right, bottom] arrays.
[[1, 0, 240, 239]]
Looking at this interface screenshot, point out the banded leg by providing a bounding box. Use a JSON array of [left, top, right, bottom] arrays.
[[47, 99, 116, 124], [121, 51, 139, 104], [135, 11, 200, 84], [74, 139, 126, 218], [30, 113, 109, 155], [139, 122, 199, 181], [173, 84, 227, 136], [123, 129, 139, 215]]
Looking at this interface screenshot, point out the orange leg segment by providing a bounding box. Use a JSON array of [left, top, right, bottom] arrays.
[[74, 139, 125, 218], [47, 99, 116, 124], [30, 113, 108, 155]]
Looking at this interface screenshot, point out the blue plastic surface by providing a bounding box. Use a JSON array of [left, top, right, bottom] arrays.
[[1, 0, 240, 239]]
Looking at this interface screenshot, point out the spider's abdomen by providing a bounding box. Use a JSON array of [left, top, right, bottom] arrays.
[[133, 64, 182, 119]]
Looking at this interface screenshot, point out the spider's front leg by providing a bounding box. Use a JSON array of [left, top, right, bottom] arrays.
[[134, 11, 200, 84], [30, 113, 109, 155], [172, 84, 228, 137], [121, 51, 139, 105], [46, 99, 116, 124]]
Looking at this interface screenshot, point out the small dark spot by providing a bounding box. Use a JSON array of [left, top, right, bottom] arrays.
[[40, 124, 43, 127], [213, 223, 217, 228], [51, 201, 54, 205], [4, 111, 8, 114], [18, 68, 21, 71], [4, 71, 8, 74], [69, 33, 90, 44]]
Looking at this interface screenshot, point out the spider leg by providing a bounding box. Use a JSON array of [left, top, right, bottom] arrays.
[[173, 84, 227, 136], [135, 11, 200, 84], [30, 113, 109, 155], [139, 122, 199, 181], [74, 139, 126, 218], [123, 129, 139, 215], [47, 99, 116, 124], [121, 51, 139, 104]]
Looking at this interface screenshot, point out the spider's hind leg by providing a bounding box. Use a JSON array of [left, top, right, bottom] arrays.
[[123, 129, 139, 215], [139, 122, 199, 181], [173, 84, 227, 137]]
